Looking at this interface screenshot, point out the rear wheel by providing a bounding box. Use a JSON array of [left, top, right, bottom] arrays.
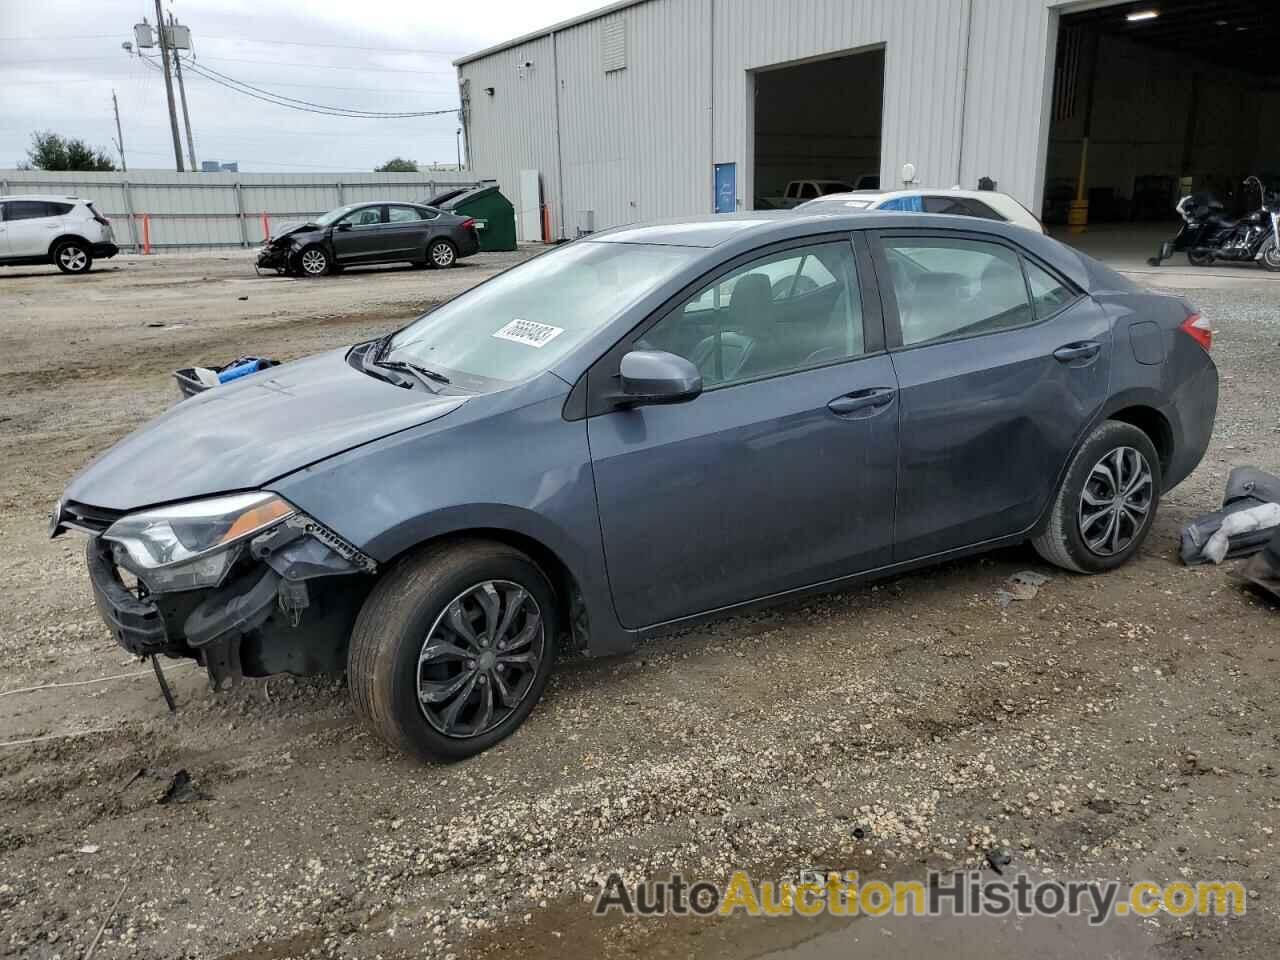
[[348, 540, 558, 762], [53, 240, 92, 274], [1032, 420, 1162, 574], [297, 245, 331, 277], [428, 238, 457, 268]]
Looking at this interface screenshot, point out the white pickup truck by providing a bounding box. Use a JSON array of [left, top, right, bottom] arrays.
[[763, 176, 878, 209]]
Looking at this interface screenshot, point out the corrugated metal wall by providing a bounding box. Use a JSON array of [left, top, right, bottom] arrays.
[[555, 0, 710, 234], [459, 0, 1107, 236], [0, 170, 483, 250], [458, 37, 560, 242]]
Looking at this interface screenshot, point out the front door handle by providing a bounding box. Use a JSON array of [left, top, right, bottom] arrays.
[[828, 387, 896, 417], [1053, 341, 1101, 363]]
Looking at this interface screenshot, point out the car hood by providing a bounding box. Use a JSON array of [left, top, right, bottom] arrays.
[[268, 221, 322, 243], [62, 348, 466, 512]]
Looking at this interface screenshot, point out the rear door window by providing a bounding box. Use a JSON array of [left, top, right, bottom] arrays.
[[387, 205, 422, 223], [880, 236, 1035, 347], [5, 200, 61, 221], [799, 183, 819, 199], [1025, 260, 1079, 319]]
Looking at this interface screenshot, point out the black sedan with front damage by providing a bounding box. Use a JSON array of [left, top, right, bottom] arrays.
[[256, 201, 479, 277]]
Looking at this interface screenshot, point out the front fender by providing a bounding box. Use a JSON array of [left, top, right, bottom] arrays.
[[267, 376, 633, 656]]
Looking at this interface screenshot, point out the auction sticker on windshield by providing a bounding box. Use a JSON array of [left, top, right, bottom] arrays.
[[492, 319, 565, 348]]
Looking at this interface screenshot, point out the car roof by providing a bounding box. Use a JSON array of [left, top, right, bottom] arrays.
[[809, 188, 1020, 203], [587, 210, 1090, 288], [0, 195, 82, 202]]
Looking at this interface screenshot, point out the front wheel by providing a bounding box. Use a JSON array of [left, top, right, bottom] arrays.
[[427, 239, 457, 269], [53, 240, 92, 274], [1032, 421, 1162, 574], [1260, 240, 1280, 273], [348, 540, 558, 762], [297, 245, 331, 277]]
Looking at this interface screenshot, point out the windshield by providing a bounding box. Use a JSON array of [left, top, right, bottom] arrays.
[[386, 241, 698, 386], [314, 204, 358, 226]]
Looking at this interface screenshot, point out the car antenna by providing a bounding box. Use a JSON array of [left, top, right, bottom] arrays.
[[149, 655, 177, 712]]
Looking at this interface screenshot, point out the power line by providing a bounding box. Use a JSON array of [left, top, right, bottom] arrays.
[[196, 54, 457, 76], [196, 35, 462, 56], [180, 59, 458, 118]]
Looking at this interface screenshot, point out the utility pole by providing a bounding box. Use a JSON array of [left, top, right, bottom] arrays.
[[153, 0, 184, 171], [111, 90, 127, 172], [455, 128, 462, 170], [168, 14, 197, 171]]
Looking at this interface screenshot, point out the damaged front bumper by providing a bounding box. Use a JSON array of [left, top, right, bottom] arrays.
[[255, 242, 292, 273], [82, 510, 376, 689]]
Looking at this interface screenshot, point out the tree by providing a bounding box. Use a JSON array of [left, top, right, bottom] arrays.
[[374, 157, 418, 173], [23, 131, 116, 171]]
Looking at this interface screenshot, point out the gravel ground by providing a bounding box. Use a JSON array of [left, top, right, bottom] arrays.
[[0, 249, 1277, 959]]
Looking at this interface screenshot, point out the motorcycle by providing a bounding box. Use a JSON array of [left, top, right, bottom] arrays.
[[1148, 176, 1280, 271]]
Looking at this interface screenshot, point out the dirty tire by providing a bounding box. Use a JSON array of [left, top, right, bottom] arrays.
[[297, 245, 331, 277], [53, 240, 92, 275], [1032, 420, 1162, 574], [1187, 250, 1215, 267], [348, 540, 558, 763], [1260, 240, 1280, 273], [427, 239, 457, 268]]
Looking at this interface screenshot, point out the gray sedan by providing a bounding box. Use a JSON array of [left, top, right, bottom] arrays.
[[55, 211, 1218, 762], [256, 201, 480, 277]]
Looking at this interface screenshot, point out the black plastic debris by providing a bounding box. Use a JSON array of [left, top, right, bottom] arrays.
[[985, 847, 1014, 874], [157, 769, 205, 805], [1240, 528, 1280, 604], [1179, 467, 1280, 565]]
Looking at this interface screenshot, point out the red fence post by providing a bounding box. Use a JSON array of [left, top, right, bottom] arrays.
[[261, 212, 270, 241], [142, 214, 151, 255]]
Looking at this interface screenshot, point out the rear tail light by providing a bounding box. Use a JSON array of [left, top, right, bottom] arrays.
[[1179, 312, 1213, 351], [461, 218, 477, 231]]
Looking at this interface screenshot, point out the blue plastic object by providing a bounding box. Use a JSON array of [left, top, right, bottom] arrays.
[[217, 358, 268, 384]]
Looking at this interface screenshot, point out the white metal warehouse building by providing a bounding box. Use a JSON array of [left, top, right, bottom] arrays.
[[456, 0, 1278, 242]]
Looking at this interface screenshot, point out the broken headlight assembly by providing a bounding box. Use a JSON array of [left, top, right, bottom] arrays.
[[102, 492, 295, 592]]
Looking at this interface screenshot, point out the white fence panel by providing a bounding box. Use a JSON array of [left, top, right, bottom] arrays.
[[0, 170, 489, 251]]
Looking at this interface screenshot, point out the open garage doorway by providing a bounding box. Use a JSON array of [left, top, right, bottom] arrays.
[[751, 49, 884, 211], [1044, 1, 1279, 266]]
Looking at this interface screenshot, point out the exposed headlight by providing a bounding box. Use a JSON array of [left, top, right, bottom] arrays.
[[103, 492, 295, 591]]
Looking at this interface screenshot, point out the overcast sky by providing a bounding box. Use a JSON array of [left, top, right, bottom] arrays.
[[0, 0, 604, 172]]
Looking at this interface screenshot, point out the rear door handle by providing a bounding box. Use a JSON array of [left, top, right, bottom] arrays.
[[828, 387, 896, 417], [1053, 341, 1101, 363]]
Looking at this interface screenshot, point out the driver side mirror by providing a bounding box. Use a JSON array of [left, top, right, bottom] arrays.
[[618, 350, 702, 406], [336, 222, 352, 232]]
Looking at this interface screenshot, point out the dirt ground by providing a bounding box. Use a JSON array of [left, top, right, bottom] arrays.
[[0, 248, 1277, 959]]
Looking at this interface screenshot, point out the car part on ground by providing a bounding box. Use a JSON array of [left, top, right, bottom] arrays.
[[1179, 466, 1280, 565], [0, 195, 118, 274], [1239, 527, 1280, 604], [254, 200, 480, 277], [55, 211, 1219, 762], [173, 357, 279, 399]]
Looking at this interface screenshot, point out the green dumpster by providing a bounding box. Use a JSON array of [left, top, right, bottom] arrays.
[[438, 184, 517, 252]]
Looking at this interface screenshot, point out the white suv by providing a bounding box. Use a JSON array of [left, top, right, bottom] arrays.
[[0, 195, 118, 274]]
